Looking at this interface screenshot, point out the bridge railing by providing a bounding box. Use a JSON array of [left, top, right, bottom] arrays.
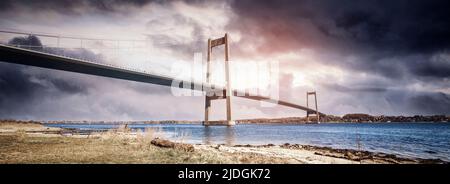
[[0, 42, 139, 72], [0, 30, 159, 76]]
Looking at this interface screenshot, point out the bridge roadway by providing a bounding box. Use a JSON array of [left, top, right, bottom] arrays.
[[0, 44, 325, 116]]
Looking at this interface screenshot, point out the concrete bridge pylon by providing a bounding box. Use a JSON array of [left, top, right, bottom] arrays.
[[203, 33, 234, 126]]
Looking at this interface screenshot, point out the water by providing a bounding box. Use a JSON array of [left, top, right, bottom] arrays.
[[45, 122, 450, 161]]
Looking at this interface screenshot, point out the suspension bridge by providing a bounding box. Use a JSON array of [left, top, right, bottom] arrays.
[[0, 29, 324, 126]]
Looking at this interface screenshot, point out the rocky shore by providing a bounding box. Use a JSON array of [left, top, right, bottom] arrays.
[[193, 142, 447, 164]]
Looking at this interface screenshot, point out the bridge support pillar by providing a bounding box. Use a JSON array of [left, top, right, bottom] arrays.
[[203, 33, 234, 126], [306, 91, 320, 123]]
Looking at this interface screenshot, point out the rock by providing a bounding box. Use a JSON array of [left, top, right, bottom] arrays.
[[344, 151, 362, 161], [151, 138, 175, 148], [280, 143, 291, 148], [291, 144, 302, 149], [151, 138, 194, 152]]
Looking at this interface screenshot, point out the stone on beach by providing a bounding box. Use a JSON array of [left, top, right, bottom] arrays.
[[150, 138, 194, 152]]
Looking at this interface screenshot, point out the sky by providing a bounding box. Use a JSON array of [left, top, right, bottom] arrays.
[[0, 0, 449, 121]]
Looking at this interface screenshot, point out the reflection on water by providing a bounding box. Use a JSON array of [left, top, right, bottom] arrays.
[[225, 127, 236, 145], [203, 126, 235, 145], [203, 126, 212, 144]]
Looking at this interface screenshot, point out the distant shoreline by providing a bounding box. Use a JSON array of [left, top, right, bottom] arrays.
[[37, 114, 449, 124], [2, 113, 449, 125], [41, 121, 450, 125]]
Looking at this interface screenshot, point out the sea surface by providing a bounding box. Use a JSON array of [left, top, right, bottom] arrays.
[[44, 122, 450, 161]]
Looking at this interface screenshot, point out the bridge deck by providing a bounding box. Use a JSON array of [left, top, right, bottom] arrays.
[[0, 44, 325, 116]]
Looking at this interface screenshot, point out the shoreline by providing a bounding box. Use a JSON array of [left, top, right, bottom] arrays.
[[0, 120, 447, 164], [38, 122, 450, 164], [41, 121, 450, 125], [227, 143, 447, 164]]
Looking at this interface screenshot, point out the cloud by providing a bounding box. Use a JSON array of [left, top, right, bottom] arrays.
[[0, 0, 158, 14], [226, 0, 450, 115], [408, 92, 450, 115], [228, 0, 450, 75]]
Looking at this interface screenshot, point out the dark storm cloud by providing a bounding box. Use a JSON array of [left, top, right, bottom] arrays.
[[408, 54, 450, 78], [234, 0, 450, 52], [0, 63, 86, 98], [408, 92, 450, 115], [0, 64, 41, 99], [0, 0, 216, 15], [321, 87, 450, 115], [0, 36, 88, 113], [322, 83, 387, 94], [0, 0, 158, 14], [228, 0, 450, 115], [0, 62, 88, 118], [385, 90, 450, 116], [229, 0, 450, 77], [8, 35, 43, 47], [2, 36, 87, 96]]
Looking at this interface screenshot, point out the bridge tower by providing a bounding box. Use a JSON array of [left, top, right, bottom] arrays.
[[306, 91, 320, 123], [204, 33, 235, 126]]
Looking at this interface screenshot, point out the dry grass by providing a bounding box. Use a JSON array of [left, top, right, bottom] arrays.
[[0, 121, 314, 164], [0, 120, 60, 133], [0, 129, 291, 164]]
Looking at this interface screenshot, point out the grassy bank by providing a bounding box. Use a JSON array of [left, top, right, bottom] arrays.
[[0, 122, 291, 164]]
